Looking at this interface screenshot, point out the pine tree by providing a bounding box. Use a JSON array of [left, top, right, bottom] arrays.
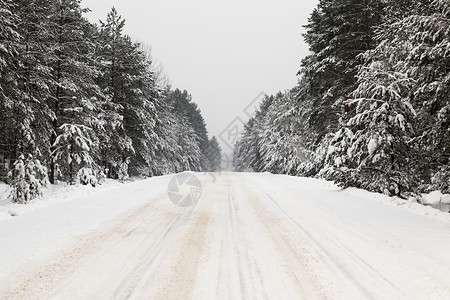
[[233, 119, 255, 172], [325, 50, 418, 196], [52, 124, 95, 184], [8, 154, 48, 203], [260, 91, 308, 175], [166, 89, 209, 171], [297, 0, 385, 172], [232, 96, 273, 172], [205, 136, 222, 172], [148, 94, 179, 175], [325, 0, 450, 195], [117, 39, 162, 176], [96, 7, 134, 177], [166, 114, 202, 172], [7, 0, 56, 166], [48, 0, 103, 184], [0, 0, 21, 176], [396, 0, 450, 192]]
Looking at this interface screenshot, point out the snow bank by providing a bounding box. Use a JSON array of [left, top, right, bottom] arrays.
[[0, 179, 124, 221], [421, 191, 450, 213], [339, 187, 450, 222], [300, 176, 450, 220], [0, 182, 11, 216], [253, 173, 450, 223], [347, 189, 450, 223]]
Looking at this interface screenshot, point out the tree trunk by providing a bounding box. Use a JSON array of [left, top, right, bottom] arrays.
[[364, 0, 371, 51], [50, 3, 64, 184]]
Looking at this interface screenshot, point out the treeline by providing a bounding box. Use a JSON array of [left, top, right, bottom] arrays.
[[0, 1, 221, 202], [234, 0, 449, 198]]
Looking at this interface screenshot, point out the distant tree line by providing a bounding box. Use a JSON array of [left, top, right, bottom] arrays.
[[0, 1, 221, 202], [233, 0, 449, 198]]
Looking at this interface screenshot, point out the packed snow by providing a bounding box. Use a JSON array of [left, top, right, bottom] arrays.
[[0, 172, 450, 299]]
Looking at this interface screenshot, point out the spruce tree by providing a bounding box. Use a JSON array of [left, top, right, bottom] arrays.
[[0, 0, 21, 175], [298, 0, 384, 168], [10, 0, 56, 164], [96, 7, 134, 177], [205, 136, 222, 172], [48, 0, 102, 183]]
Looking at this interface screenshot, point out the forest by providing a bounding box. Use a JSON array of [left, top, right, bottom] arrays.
[[0, 1, 222, 203], [233, 0, 449, 198], [1, 0, 448, 204]]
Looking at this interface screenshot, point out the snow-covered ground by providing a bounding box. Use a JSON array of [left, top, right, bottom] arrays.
[[0, 179, 123, 221], [0, 172, 449, 299]]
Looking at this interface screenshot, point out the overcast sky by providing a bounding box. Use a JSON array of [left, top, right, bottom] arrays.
[[81, 0, 318, 152]]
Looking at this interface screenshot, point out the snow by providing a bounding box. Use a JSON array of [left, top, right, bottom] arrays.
[[1, 172, 450, 299], [421, 190, 450, 213], [0, 182, 11, 211], [0, 175, 176, 279], [395, 113, 406, 130], [1, 179, 120, 221], [367, 136, 378, 155]]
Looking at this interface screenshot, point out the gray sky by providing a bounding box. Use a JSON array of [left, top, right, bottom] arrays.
[[81, 0, 318, 152]]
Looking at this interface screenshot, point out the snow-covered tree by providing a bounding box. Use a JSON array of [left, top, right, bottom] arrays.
[[77, 167, 97, 186], [395, 0, 450, 191], [48, 0, 103, 184], [232, 0, 448, 199], [8, 154, 48, 203], [117, 157, 130, 182], [259, 91, 306, 175], [325, 0, 450, 195], [52, 124, 95, 184], [233, 95, 273, 172], [173, 117, 203, 172], [233, 120, 254, 172], [0, 0, 21, 171], [205, 136, 222, 172], [299, 0, 384, 144], [95, 7, 170, 178], [117, 40, 163, 177], [7, 0, 55, 164], [167, 89, 209, 170], [96, 7, 134, 177]]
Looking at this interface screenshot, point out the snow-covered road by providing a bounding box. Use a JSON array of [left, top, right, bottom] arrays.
[[1, 172, 450, 299]]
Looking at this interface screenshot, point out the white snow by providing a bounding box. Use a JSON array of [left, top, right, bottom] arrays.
[[395, 113, 406, 131], [1, 179, 122, 221], [0, 172, 449, 299], [0, 175, 175, 279], [367, 136, 378, 155], [421, 190, 450, 213]]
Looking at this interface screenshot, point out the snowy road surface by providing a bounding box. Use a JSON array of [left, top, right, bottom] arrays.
[[1, 172, 450, 299]]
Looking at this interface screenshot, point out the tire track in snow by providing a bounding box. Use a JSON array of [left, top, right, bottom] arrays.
[[155, 204, 211, 299], [247, 175, 450, 299], [260, 190, 374, 299], [110, 210, 191, 298], [239, 181, 326, 299], [266, 188, 450, 299], [0, 190, 191, 299], [227, 184, 268, 300]]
